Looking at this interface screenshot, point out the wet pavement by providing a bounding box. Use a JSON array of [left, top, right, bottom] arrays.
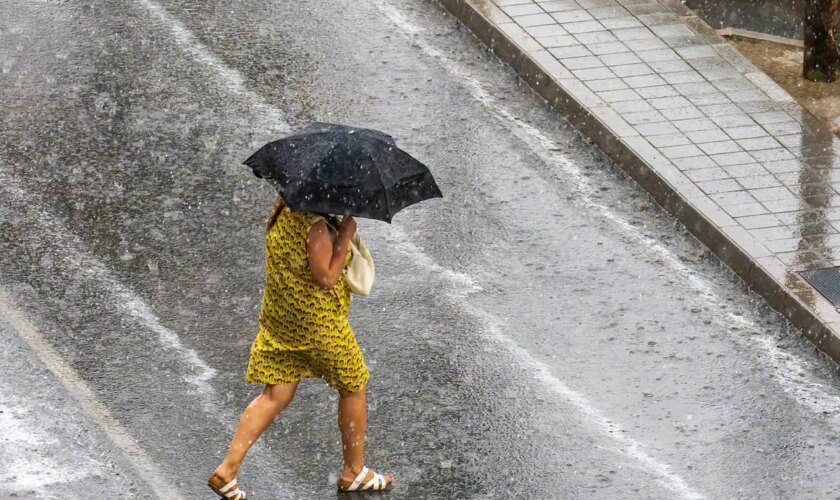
[[2, 0, 840, 498]]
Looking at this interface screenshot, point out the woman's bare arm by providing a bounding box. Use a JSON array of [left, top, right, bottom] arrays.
[[306, 217, 356, 289]]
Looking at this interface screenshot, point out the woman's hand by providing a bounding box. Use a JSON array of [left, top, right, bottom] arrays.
[[339, 216, 356, 239]]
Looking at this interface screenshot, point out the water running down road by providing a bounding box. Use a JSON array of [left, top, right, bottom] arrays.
[[2, 0, 840, 498]]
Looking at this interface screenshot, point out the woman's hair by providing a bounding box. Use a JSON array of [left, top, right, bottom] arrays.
[[266, 195, 285, 232]]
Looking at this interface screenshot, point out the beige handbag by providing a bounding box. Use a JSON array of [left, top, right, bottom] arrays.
[[343, 232, 375, 296]]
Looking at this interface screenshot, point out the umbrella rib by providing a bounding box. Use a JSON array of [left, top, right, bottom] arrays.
[[375, 166, 391, 218]]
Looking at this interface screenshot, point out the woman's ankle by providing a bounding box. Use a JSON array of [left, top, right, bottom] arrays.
[[341, 462, 365, 477], [214, 461, 240, 480]]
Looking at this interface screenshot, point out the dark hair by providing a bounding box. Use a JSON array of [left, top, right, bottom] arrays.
[[266, 196, 285, 232]]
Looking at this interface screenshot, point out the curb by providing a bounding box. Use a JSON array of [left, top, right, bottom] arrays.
[[438, 0, 840, 363]]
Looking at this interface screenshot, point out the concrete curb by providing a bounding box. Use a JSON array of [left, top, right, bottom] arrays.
[[438, 0, 840, 363]]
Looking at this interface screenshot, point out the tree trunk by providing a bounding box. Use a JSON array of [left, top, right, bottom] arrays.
[[803, 0, 840, 82]]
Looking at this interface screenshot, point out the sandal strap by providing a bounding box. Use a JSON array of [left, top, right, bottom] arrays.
[[347, 466, 369, 491], [362, 472, 386, 490], [219, 478, 246, 499]]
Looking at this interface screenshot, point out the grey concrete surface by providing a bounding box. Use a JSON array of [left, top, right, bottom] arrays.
[[2, 0, 840, 498]]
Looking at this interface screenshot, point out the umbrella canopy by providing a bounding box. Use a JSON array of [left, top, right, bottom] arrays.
[[243, 122, 442, 223]]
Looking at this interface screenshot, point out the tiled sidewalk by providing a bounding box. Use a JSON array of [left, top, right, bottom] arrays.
[[441, 0, 840, 361]]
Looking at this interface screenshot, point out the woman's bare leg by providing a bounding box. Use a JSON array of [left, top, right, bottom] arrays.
[[214, 381, 298, 481], [337, 387, 393, 488]]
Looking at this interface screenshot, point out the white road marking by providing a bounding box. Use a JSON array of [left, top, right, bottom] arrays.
[[0, 287, 181, 500], [371, 0, 840, 422]]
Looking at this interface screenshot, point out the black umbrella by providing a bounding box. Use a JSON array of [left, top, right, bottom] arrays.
[[243, 122, 442, 223]]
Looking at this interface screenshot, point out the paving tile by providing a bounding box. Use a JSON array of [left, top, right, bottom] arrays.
[[723, 202, 770, 217], [600, 17, 644, 29], [623, 110, 666, 124], [687, 93, 730, 106], [776, 134, 804, 148], [738, 101, 781, 114], [660, 107, 705, 120], [625, 2, 669, 15], [588, 41, 632, 55], [650, 24, 695, 38], [673, 118, 717, 132], [711, 114, 756, 128], [660, 144, 705, 158], [724, 163, 768, 178], [503, 3, 546, 16], [751, 148, 795, 162], [736, 213, 783, 229], [573, 67, 617, 80], [648, 59, 693, 73], [636, 48, 680, 62], [562, 20, 607, 33], [630, 38, 671, 52], [516, 13, 558, 26], [539, 34, 580, 47], [737, 175, 782, 189], [762, 121, 803, 136], [539, 0, 583, 12], [750, 225, 796, 241], [711, 151, 756, 166], [673, 156, 718, 170], [577, 0, 618, 7], [623, 74, 667, 88], [636, 85, 680, 98], [588, 6, 628, 19], [713, 78, 756, 92], [498, 0, 535, 5], [686, 129, 729, 144], [638, 13, 681, 26], [648, 95, 691, 110], [611, 26, 657, 41], [661, 71, 705, 84], [662, 34, 709, 49], [674, 82, 718, 96], [750, 186, 796, 202], [647, 132, 691, 147], [609, 99, 654, 113], [551, 9, 595, 22], [737, 136, 783, 151], [685, 166, 729, 182], [527, 24, 570, 37], [697, 178, 742, 194], [762, 237, 801, 253], [551, 45, 595, 58], [635, 121, 680, 136], [585, 78, 630, 91], [700, 66, 743, 81], [725, 125, 767, 140], [752, 111, 792, 125], [574, 31, 620, 44], [699, 140, 741, 155], [726, 90, 770, 103], [762, 198, 802, 214], [699, 103, 742, 117], [611, 63, 654, 77], [675, 45, 719, 59], [599, 52, 641, 66], [597, 88, 642, 102]]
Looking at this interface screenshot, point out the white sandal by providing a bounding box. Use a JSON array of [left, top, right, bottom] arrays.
[[208, 473, 247, 500], [338, 466, 393, 492]]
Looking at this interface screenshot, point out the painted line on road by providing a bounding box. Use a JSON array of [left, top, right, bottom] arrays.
[[0, 287, 181, 500], [371, 0, 840, 424]]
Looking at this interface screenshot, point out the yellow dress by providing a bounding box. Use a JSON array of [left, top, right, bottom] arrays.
[[246, 205, 370, 392]]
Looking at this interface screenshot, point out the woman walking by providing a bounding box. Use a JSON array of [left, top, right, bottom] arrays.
[[211, 122, 442, 498], [208, 195, 393, 498]]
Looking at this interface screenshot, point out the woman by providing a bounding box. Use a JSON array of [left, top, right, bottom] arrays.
[[208, 196, 393, 498]]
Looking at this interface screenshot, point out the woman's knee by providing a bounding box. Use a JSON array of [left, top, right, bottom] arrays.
[[263, 382, 298, 409]]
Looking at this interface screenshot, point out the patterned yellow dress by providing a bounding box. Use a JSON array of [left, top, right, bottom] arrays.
[[246, 205, 370, 392]]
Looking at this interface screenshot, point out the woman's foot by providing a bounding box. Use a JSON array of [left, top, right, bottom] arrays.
[[208, 463, 246, 500], [338, 464, 394, 492]]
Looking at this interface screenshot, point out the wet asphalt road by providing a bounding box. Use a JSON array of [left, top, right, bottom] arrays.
[[3, 0, 840, 498]]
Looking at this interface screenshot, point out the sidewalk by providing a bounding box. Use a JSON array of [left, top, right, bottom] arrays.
[[440, 0, 840, 362]]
